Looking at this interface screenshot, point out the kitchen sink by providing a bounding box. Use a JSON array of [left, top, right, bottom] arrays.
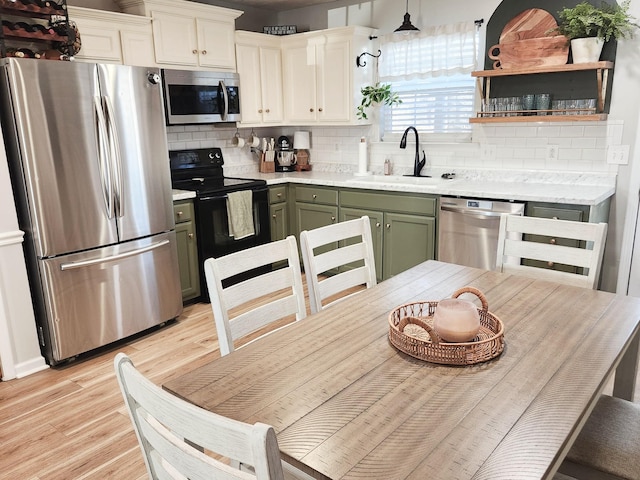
[[346, 175, 457, 186]]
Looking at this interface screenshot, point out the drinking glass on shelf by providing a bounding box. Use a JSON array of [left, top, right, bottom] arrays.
[[535, 94, 551, 115], [522, 94, 535, 115]]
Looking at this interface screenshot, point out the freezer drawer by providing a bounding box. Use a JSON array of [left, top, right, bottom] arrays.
[[37, 232, 182, 364]]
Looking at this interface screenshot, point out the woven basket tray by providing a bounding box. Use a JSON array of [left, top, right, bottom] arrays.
[[388, 286, 504, 366]]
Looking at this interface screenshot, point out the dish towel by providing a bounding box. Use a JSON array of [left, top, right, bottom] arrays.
[[226, 190, 255, 240]]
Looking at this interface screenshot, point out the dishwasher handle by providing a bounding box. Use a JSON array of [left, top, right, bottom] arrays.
[[440, 204, 507, 218]]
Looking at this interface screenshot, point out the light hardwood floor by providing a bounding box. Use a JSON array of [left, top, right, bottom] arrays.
[[0, 302, 227, 479], [1, 294, 639, 479]]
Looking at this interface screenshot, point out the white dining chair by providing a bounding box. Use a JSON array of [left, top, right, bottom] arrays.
[[113, 352, 285, 480], [496, 215, 607, 289], [300, 215, 377, 313], [204, 235, 306, 356], [558, 394, 640, 480]]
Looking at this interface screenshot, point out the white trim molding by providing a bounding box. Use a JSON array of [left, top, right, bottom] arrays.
[[0, 229, 48, 380]]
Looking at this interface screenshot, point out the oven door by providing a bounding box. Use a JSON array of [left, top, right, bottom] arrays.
[[162, 69, 241, 125], [195, 186, 271, 301]]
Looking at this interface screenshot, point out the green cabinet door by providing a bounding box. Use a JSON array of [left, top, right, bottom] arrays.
[[173, 203, 200, 302], [383, 212, 436, 278], [295, 202, 339, 263], [270, 203, 288, 242], [340, 207, 384, 282]]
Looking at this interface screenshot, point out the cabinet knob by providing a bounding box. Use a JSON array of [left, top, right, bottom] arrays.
[[331, 216, 336, 222], [201, 50, 207, 55], [265, 109, 270, 113], [550, 238, 557, 245], [277, 193, 282, 198], [188, 233, 193, 239], [310, 108, 314, 112], [272, 214, 277, 219], [376, 222, 381, 228], [258, 109, 263, 113], [192, 49, 198, 54], [548, 261, 555, 267], [386, 223, 391, 229], [312, 194, 317, 199], [552, 216, 559, 220], [319, 108, 323, 112], [176, 211, 183, 217]]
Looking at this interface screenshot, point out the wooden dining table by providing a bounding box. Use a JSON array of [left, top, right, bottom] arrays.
[[164, 260, 640, 480]]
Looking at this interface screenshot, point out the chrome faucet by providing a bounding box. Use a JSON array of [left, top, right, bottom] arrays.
[[400, 126, 427, 177]]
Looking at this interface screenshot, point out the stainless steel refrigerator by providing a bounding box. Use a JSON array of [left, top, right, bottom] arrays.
[[0, 58, 182, 365]]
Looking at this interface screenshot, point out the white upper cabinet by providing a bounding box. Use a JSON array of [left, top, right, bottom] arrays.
[[281, 27, 375, 125], [68, 6, 156, 66], [235, 32, 284, 125], [118, 0, 242, 71]]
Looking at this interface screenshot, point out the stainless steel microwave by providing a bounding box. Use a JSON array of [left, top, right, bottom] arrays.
[[161, 69, 241, 125]]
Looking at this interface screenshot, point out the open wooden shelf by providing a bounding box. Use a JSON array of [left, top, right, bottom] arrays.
[[471, 61, 614, 123], [471, 61, 614, 78]]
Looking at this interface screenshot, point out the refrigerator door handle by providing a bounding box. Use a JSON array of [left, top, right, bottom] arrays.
[[103, 95, 124, 218], [219, 80, 229, 121], [94, 96, 114, 219], [60, 239, 170, 271]]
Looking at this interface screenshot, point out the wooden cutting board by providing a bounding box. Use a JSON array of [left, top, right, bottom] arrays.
[[500, 8, 559, 43], [489, 8, 569, 69]]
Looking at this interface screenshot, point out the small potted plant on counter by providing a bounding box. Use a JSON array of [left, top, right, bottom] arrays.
[[356, 82, 402, 120], [554, 0, 638, 63]]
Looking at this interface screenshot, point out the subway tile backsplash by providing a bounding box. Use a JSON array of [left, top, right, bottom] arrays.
[[166, 119, 622, 177]]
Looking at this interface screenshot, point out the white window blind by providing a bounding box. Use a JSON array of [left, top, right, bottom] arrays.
[[378, 21, 478, 136]]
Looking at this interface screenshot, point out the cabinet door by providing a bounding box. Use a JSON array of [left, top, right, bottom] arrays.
[[383, 213, 436, 279], [340, 208, 383, 282], [260, 46, 284, 122], [236, 44, 263, 124], [196, 17, 236, 70], [270, 203, 288, 242], [71, 17, 122, 63], [151, 11, 198, 67], [121, 30, 156, 67], [174, 220, 200, 302], [317, 38, 351, 123], [283, 44, 317, 123]]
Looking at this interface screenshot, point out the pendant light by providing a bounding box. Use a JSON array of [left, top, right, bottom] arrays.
[[394, 0, 420, 33]]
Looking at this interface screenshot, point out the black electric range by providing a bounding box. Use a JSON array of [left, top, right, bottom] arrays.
[[169, 148, 271, 302]]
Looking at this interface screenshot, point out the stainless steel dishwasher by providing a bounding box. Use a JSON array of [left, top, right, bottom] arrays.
[[438, 197, 525, 270]]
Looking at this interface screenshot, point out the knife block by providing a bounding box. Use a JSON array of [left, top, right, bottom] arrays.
[[259, 153, 275, 173]]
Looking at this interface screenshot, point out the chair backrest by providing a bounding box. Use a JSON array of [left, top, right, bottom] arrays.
[[204, 235, 306, 356], [496, 215, 607, 289], [300, 216, 377, 313], [113, 353, 284, 480]]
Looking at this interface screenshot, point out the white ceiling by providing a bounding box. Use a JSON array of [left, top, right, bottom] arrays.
[[218, 0, 339, 11]]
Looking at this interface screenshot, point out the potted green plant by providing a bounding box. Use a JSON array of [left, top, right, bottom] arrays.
[[356, 82, 402, 120], [555, 0, 638, 63]]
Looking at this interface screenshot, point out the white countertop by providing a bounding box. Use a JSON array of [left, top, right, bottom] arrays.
[[172, 170, 616, 206], [241, 170, 616, 206], [172, 189, 196, 201]]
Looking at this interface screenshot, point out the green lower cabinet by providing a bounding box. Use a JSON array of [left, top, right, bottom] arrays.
[[383, 212, 436, 279], [524, 203, 586, 274], [270, 202, 288, 242], [340, 208, 384, 281], [340, 205, 436, 281], [173, 200, 200, 303]]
